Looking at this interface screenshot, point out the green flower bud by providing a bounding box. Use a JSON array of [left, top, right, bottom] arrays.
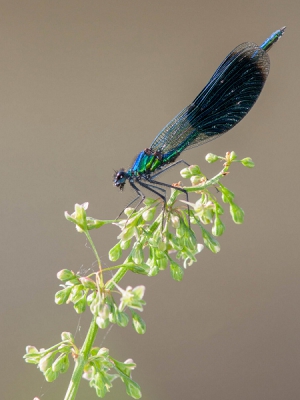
[[70, 285, 84, 303], [131, 310, 146, 334], [39, 352, 54, 372], [65, 203, 89, 232], [80, 277, 96, 290], [96, 315, 110, 329], [116, 310, 129, 327], [57, 269, 75, 282], [170, 261, 184, 281], [87, 291, 96, 306], [74, 297, 87, 314], [24, 347, 41, 364], [180, 167, 192, 178], [212, 215, 225, 236], [90, 296, 101, 316], [55, 287, 72, 305], [132, 243, 144, 265], [26, 345, 39, 354], [109, 304, 118, 324], [142, 207, 156, 221], [190, 175, 204, 186], [215, 203, 224, 215], [171, 214, 180, 228], [188, 165, 201, 175], [176, 220, 187, 238], [229, 202, 244, 224], [241, 157, 255, 168], [156, 254, 168, 270], [124, 207, 135, 217], [147, 262, 159, 276], [73, 203, 88, 231], [52, 353, 69, 373], [220, 185, 235, 203], [200, 226, 220, 253], [94, 303, 113, 329], [86, 217, 111, 230], [205, 153, 219, 163], [118, 226, 136, 242], [169, 234, 182, 251], [229, 151, 237, 161], [120, 239, 131, 250], [143, 197, 157, 206], [61, 332, 74, 342], [123, 376, 142, 399], [183, 233, 197, 251], [154, 235, 167, 252], [200, 206, 214, 224], [44, 367, 59, 382], [109, 242, 122, 262], [97, 347, 109, 357]]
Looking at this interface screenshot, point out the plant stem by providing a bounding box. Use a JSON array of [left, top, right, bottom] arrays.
[[64, 318, 99, 400], [85, 229, 104, 287], [105, 262, 129, 291]]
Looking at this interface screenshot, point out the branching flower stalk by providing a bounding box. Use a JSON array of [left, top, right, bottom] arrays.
[[24, 151, 254, 399]]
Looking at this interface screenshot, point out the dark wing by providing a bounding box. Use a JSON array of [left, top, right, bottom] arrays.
[[150, 42, 270, 154]]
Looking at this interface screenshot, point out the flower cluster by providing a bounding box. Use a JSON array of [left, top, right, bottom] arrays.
[[24, 151, 254, 399]]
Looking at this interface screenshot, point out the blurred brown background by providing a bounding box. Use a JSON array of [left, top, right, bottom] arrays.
[[1, 1, 299, 399]]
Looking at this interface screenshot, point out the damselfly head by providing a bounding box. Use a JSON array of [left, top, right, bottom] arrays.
[[113, 168, 127, 190]]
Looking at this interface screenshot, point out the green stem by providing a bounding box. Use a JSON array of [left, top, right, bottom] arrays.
[[183, 168, 228, 192], [85, 229, 104, 287], [105, 263, 129, 291], [64, 318, 99, 400]]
